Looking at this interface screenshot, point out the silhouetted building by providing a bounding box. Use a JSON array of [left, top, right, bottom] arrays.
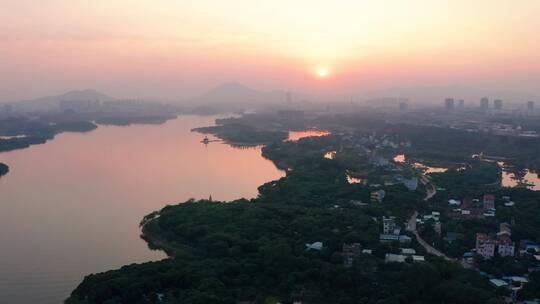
[[277, 110, 304, 119], [480, 97, 489, 110], [59, 100, 101, 113], [457, 99, 464, 109], [286, 91, 292, 103], [399, 102, 408, 112], [445, 98, 455, 111], [494, 99, 503, 110], [527, 101, 534, 112], [2, 104, 12, 115]]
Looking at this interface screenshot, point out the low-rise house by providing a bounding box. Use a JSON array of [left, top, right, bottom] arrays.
[[520, 240, 540, 256], [379, 234, 412, 244], [448, 199, 461, 206], [371, 190, 386, 203], [412, 255, 425, 262], [385, 253, 407, 263], [401, 248, 416, 255], [490, 279, 509, 288], [463, 252, 475, 263], [305, 242, 323, 251], [504, 201, 515, 207]]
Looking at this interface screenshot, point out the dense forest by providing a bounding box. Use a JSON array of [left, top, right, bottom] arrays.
[[67, 136, 500, 304]]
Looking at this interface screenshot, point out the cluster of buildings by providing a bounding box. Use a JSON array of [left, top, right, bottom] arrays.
[[448, 194, 497, 219], [444, 97, 536, 114], [385, 248, 425, 263], [475, 223, 515, 259], [341, 215, 425, 268], [379, 216, 412, 244], [416, 211, 442, 234]]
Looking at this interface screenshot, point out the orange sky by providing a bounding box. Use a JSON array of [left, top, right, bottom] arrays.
[[1, 0, 540, 101]]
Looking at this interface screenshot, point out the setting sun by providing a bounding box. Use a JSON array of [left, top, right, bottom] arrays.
[[316, 67, 329, 78]]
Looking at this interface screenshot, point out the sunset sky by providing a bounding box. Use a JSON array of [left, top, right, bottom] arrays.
[[1, 0, 540, 101]]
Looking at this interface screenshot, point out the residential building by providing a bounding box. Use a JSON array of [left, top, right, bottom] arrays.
[[385, 253, 406, 263], [476, 233, 496, 259], [342, 243, 362, 268], [520, 240, 540, 256], [379, 234, 412, 244], [412, 255, 425, 262], [401, 248, 416, 255], [498, 235, 515, 257], [483, 194, 495, 210], [448, 199, 461, 206], [382, 216, 396, 234], [371, 190, 386, 203]]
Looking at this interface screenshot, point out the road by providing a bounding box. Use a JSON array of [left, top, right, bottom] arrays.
[[420, 175, 437, 201], [406, 211, 454, 261]]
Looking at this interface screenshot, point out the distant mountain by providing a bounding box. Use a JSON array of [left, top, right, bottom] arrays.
[[186, 82, 288, 105], [363, 85, 540, 106], [15, 89, 115, 111]]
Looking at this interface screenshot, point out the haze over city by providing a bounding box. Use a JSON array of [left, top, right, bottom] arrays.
[[2, 0, 540, 102]]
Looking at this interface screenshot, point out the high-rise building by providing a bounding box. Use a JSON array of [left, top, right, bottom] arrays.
[[480, 97, 489, 110], [527, 101, 534, 112], [445, 98, 455, 111], [457, 99, 464, 109], [285, 91, 292, 103], [399, 102, 408, 112], [494, 99, 503, 110]]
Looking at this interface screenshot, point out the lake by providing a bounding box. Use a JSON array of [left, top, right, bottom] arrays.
[[0, 115, 284, 303]]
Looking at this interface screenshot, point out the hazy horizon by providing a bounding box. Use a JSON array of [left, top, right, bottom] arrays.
[[2, 1, 540, 102]]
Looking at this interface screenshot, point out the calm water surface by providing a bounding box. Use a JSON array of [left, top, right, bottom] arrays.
[[0, 115, 284, 303]]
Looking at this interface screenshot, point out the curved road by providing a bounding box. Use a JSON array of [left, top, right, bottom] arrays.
[[408, 175, 454, 261], [406, 211, 453, 261]]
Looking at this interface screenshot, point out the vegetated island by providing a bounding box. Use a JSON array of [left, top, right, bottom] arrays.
[[67, 133, 499, 304], [0, 163, 9, 177], [192, 123, 288, 146]]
